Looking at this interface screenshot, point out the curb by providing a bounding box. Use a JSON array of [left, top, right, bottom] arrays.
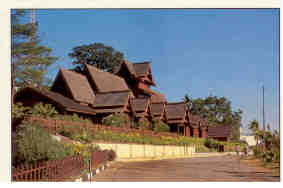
[[75, 162, 110, 182], [116, 155, 193, 162]]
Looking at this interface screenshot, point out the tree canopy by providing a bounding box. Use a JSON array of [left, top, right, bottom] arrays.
[[11, 10, 57, 92], [184, 94, 242, 140], [68, 42, 124, 74]]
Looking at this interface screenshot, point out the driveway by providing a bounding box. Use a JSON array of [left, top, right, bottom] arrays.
[[93, 156, 280, 182]]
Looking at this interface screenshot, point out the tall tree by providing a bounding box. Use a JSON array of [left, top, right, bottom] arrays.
[[68, 43, 124, 74], [184, 94, 243, 140], [11, 10, 57, 98], [248, 119, 260, 145]]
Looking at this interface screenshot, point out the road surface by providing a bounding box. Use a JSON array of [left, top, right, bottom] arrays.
[[93, 156, 279, 182]]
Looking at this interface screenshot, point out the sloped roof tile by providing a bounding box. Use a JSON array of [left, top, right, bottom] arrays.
[[207, 125, 232, 138], [166, 102, 187, 120], [132, 62, 150, 76], [57, 69, 95, 104], [131, 98, 149, 112], [151, 91, 166, 103], [151, 103, 164, 116], [92, 91, 130, 108], [14, 87, 96, 115], [86, 64, 129, 93]]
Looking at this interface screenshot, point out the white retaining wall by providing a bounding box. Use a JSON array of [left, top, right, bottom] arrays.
[[95, 142, 195, 160]]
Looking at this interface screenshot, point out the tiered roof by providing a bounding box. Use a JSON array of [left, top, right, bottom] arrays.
[[207, 125, 232, 139], [131, 98, 151, 118], [189, 114, 201, 127], [14, 87, 96, 115], [85, 64, 129, 93], [92, 91, 133, 114], [150, 91, 166, 103], [51, 68, 95, 104], [166, 102, 187, 124], [115, 61, 156, 86], [151, 102, 166, 120]]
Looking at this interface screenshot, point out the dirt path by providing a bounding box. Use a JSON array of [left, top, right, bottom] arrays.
[[93, 156, 280, 182]]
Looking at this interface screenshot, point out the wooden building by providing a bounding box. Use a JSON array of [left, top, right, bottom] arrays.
[[51, 68, 95, 106], [207, 125, 232, 141], [165, 102, 189, 136], [199, 118, 209, 138], [150, 91, 167, 104], [14, 87, 96, 116], [115, 61, 157, 98], [151, 102, 167, 122], [91, 91, 134, 124], [131, 97, 152, 123], [85, 64, 129, 93]]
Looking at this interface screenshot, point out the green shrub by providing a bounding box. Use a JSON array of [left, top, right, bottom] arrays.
[[102, 114, 128, 127], [29, 103, 58, 118], [55, 113, 92, 123], [153, 120, 170, 133], [138, 119, 151, 130], [12, 102, 30, 119], [14, 123, 73, 164], [71, 129, 95, 143], [104, 149, 116, 161]]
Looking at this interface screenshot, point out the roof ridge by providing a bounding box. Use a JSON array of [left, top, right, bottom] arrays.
[[133, 62, 151, 65], [60, 68, 87, 79], [85, 64, 127, 82], [97, 90, 130, 94], [167, 102, 185, 105]]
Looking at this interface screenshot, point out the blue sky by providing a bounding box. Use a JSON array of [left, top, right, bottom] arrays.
[[31, 9, 279, 131]]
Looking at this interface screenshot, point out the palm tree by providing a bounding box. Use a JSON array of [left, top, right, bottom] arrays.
[[249, 120, 260, 145], [183, 94, 193, 110]]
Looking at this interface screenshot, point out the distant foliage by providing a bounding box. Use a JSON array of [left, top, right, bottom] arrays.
[[153, 120, 170, 133], [102, 114, 129, 127], [11, 10, 57, 89], [29, 102, 58, 118], [68, 42, 124, 73], [249, 120, 280, 163], [184, 94, 242, 141]]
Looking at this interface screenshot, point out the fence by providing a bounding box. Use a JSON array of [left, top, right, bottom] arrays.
[[24, 116, 179, 138], [91, 151, 106, 169], [12, 151, 107, 182]]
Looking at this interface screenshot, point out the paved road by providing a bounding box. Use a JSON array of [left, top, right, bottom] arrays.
[[93, 156, 280, 182]]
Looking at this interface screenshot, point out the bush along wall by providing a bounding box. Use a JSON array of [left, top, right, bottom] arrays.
[[102, 114, 129, 127], [12, 121, 117, 169]]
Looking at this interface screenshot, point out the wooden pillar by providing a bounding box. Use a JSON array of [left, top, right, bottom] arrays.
[[177, 125, 180, 135], [193, 127, 199, 137], [201, 128, 207, 138], [185, 126, 190, 137]]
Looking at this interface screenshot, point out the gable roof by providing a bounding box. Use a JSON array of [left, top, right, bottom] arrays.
[[124, 60, 137, 76], [85, 64, 129, 93], [92, 91, 130, 108], [207, 125, 232, 138], [131, 98, 150, 112], [166, 102, 187, 120], [14, 87, 96, 115], [115, 61, 156, 86], [151, 103, 165, 116], [52, 68, 95, 104], [132, 62, 151, 76], [131, 98, 151, 118], [151, 91, 166, 103]]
